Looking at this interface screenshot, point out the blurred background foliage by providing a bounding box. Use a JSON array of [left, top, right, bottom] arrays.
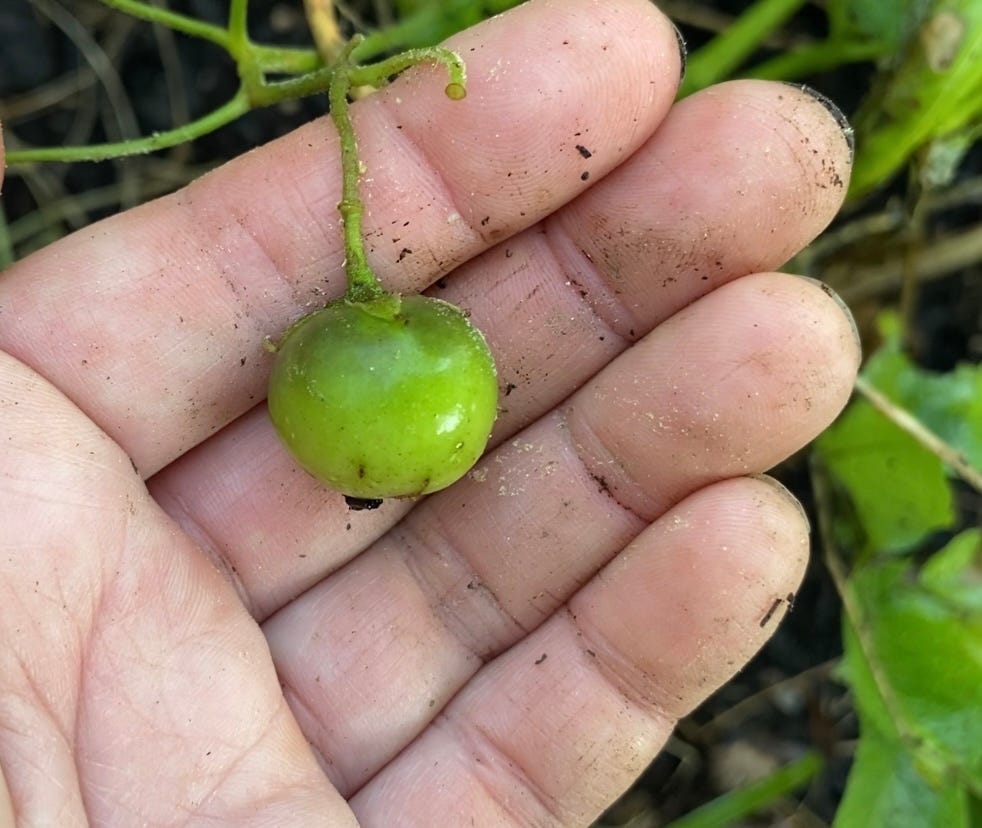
[[1, 0, 980, 825]]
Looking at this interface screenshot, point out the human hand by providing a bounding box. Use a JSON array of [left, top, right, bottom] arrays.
[[0, 1, 858, 824]]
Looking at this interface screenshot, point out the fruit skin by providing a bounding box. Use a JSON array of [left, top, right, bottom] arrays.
[[267, 293, 498, 499]]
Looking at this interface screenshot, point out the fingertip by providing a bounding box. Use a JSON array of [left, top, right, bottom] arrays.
[[782, 82, 855, 164]]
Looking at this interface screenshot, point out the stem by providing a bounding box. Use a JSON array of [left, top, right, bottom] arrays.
[[249, 66, 335, 107], [9, 0, 483, 167], [349, 47, 467, 99], [329, 39, 385, 303], [327, 39, 469, 303], [228, 0, 264, 97], [101, 0, 321, 73], [228, 0, 250, 47], [303, 0, 343, 63], [252, 44, 323, 75], [854, 375, 982, 494], [746, 38, 888, 81], [5, 89, 250, 164], [98, 0, 229, 49], [680, 0, 809, 96], [663, 751, 824, 828]]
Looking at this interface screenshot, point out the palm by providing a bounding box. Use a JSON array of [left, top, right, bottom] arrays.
[[0, 1, 858, 825]]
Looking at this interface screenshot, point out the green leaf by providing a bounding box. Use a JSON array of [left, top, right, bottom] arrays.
[[849, 0, 982, 197], [826, 0, 932, 48], [816, 398, 954, 551], [816, 312, 982, 553], [896, 362, 982, 470], [835, 727, 971, 828], [920, 529, 982, 613], [839, 532, 982, 812]]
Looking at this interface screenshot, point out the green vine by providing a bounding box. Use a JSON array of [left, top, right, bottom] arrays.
[[4, 0, 470, 166], [327, 35, 466, 304]]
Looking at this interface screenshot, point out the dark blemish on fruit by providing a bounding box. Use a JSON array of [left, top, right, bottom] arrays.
[[435, 277, 448, 289], [358, 465, 366, 479], [504, 248, 513, 258], [586, 648, 596, 658], [480, 216, 490, 226], [759, 597, 785, 627], [345, 495, 383, 511], [346, 522, 352, 531], [240, 356, 247, 366], [504, 382, 517, 396], [575, 144, 592, 158], [397, 248, 413, 262], [581, 171, 590, 181], [534, 653, 548, 665]]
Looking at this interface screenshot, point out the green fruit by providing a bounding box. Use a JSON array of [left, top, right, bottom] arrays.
[[267, 293, 498, 500]]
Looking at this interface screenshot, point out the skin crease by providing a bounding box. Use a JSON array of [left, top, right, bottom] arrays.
[[0, 1, 859, 826]]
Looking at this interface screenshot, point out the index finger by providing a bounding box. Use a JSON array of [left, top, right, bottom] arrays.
[[0, 0, 683, 475]]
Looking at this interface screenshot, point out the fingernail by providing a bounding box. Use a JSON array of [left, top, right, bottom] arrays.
[[795, 275, 862, 354], [750, 474, 810, 530], [671, 22, 687, 84], [783, 83, 855, 162]]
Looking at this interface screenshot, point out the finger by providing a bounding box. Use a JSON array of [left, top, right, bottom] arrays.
[[350, 476, 809, 825], [150, 79, 854, 618], [0, 352, 354, 825], [262, 273, 859, 793], [0, 0, 682, 477], [0, 128, 22, 828]]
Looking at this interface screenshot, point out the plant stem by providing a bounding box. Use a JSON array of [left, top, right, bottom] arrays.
[[100, 0, 321, 74], [329, 40, 385, 303], [663, 750, 824, 828], [680, 0, 809, 96], [327, 40, 468, 303], [5, 89, 250, 164], [348, 47, 467, 97], [746, 38, 888, 81], [251, 44, 323, 75], [854, 375, 982, 494], [249, 67, 334, 107], [98, 0, 229, 49]]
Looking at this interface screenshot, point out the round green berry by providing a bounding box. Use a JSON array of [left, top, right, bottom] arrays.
[[267, 293, 498, 500]]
